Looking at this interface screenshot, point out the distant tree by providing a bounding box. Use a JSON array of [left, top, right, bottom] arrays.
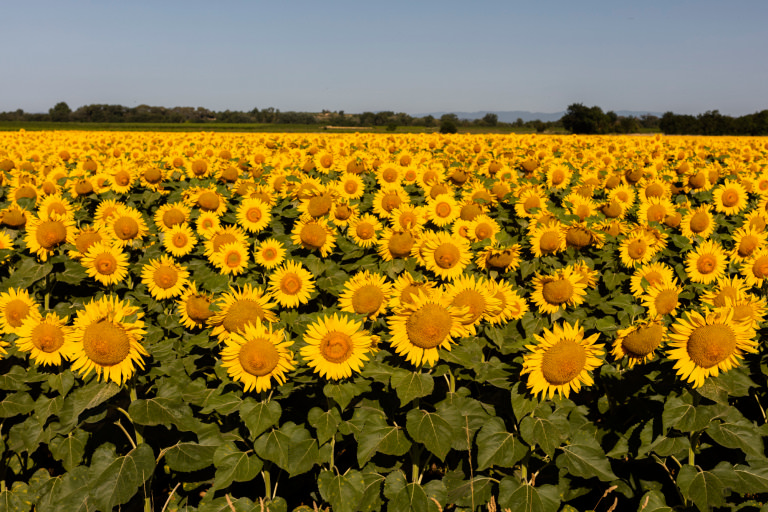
[[514, 118, 524, 127], [482, 113, 498, 126], [49, 102, 71, 122], [422, 115, 435, 127], [439, 114, 458, 134], [561, 103, 610, 134]]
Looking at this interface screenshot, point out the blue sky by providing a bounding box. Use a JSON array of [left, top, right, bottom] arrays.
[[2, 0, 766, 116]]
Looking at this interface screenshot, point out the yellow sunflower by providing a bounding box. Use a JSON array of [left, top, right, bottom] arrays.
[[443, 274, 502, 335], [637, 196, 676, 225], [236, 197, 272, 233], [210, 242, 250, 276], [338, 271, 393, 320], [372, 187, 409, 219], [24, 213, 75, 261], [667, 308, 757, 388], [140, 255, 190, 299], [700, 276, 750, 309], [611, 318, 666, 367], [108, 207, 149, 247], [377, 228, 418, 261], [521, 321, 604, 399], [0, 288, 41, 335], [297, 191, 336, 220], [186, 186, 228, 215], [527, 221, 566, 258], [0, 205, 30, 229], [153, 202, 191, 232], [720, 295, 767, 329], [387, 289, 470, 367], [348, 214, 382, 248], [330, 200, 358, 227], [685, 240, 728, 284], [15, 312, 73, 366], [336, 173, 365, 200], [425, 193, 460, 227], [221, 322, 295, 392], [388, 272, 437, 310], [467, 214, 500, 242], [712, 180, 748, 215], [254, 238, 287, 269], [741, 249, 768, 287], [421, 232, 472, 281], [388, 205, 426, 231], [162, 223, 198, 257], [642, 280, 683, 317], [618, 233, 657, 268], [81, 241, 130, 286], [93, 199, 126, 227], [300, 313, 375, 380], [630, 262, 675, 298], [267, 260, 316, 308], [475, 243, 523, 273], [530, 268, 588, 314], [729, 226, 766, 264], [176, 283, 214, 330], [514, 187, 548, 219], [203, 225, 249, 258], [209, 284, 278, 341], [37, 193, 75, 220], [196, 211, 222, 239], [66, 295, 148, 385], [486, 279, 528, 325], [680, 205, 716, 241], [291, 216, 336, 257]]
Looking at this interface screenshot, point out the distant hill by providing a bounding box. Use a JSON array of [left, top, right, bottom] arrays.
[[416, 110, 664, 123]]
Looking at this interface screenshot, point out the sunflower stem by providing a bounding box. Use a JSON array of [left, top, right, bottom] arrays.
[[129, 387, 144, 445], [261, 470, 271, 500], [410, 444, 422, 483]]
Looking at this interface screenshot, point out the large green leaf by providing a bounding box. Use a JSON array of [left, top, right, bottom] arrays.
[[0, 392, 34, 418], [0, 482, 28, 512], [254, 422, 319, 476], [356, 422, 411, 466], [1, 257, 53, 289], [88, 443, 155, 512], [730, 462, 768, 495], [498, 478, 560, 512], [637, 490, 673, 512], [390, 370, 434, 407], [383, 470, 442, 512], [128, 396, 197, 431], [34, 466, 91, 512], [308, 406, 341, 445], [405, 408, 454, 461], [164, 442, 217, 472], [661, 396, 716, 433], [475, 417, 528, 471], [323, 380, 370, 410], [48, 429, 89, 471], [317, 469, 365, 512], [210, 443, 262, 493], [240, 398, 282, 440], [56, 381, 121, 432], [556, 432, 617, 482], [677, 464, 729, 511], [705, 417, 765, 458], [519, 410, 567, 458]]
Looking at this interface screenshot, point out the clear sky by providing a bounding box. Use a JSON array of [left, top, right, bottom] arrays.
[[2, 0, 766, 117]]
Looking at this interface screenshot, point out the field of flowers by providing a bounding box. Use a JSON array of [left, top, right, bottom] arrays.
[[0, 130, 767, 511]]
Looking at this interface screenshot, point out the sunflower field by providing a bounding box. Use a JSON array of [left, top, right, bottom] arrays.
[[1, 130, 768, 512]]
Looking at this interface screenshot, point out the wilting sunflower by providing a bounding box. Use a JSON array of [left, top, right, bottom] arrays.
[[209, 284, 278, 341], [291, 216, 336, 257], [176, 283, 215, 330], [66, 295, 148, 385], [163, 223, 198, 257], [642, 280, 683, 317], [630, 262, 675, 297], [521, 321, 604, 399], [267, 260, 316, 308], [338, 271, 393, 320], [153, 202, 191, 232], [221, 322, 295, 392], [528, 221, 566, 258], [140, 255, 190, 299], [531, 268, 588, 314], [444, 274, 502, 335], [15, 312, 73, 366], [421, 232, 472, 281], [300, 313, 375, 380], [81, 241, 130, 286], [667, 308, 757, 388], [475, 243, 523, 273], [210, 242, 250, 276], [0, 288, 41, 335], [254, 238, 287, 269], [236, 197, 272, 233], [685, 240, 728, 284], [25, 213, 75, 262], [713, 180, 748, 215], [348, 214, 383, 248], [680, 205, 716, 241], [611, 318, 666, 367], [387, 289, 470, 367]]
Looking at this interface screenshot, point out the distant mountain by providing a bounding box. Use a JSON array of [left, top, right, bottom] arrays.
[[415, 110, 664, 123]]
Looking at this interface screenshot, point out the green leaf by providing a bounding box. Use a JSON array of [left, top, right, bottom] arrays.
[[0, 392, 34, 418], [211, 443, 262, 493], [511, 382, 538, 421], [476, 417, 528, 470], [705, 418, 765, 458], [56, 381, 121, 432], [317, 469, 365, 512], [0, 482, 28, 512], [88, 443, 155, 512], [198, 496, 258, 512], [1, 257, 53, 289], [34, 466, 91, 512], [383, 470, 440, 512], [556, 432, 617, 482], [240, 399, 282, 440], [661, 396, 715, 433], [498, 477, 560, 512], [323, 380, 369, 410], [677, 465, 729, 511], [519, 411, 567, 458], [254, 422, 319, 476], [48, 429, 89, 471], [730, 462, 768, 495], [405, 409, 454, 461], [164, 442, 217, 472], [390, 370, 434, 407], [47, 371, 75, 396], [356, 422, 411, 466], [637, 490, 672, 512], [128, 396, 196, 431], [358, 469, 385, 512]]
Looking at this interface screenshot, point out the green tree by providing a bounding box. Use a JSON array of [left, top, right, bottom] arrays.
[[482, 113, 498, 126], [49, 102, 72, 122], [560, 103, 609, 134]]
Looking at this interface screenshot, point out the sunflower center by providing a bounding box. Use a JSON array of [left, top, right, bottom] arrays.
[[434, 243, 460, 269], [75, 179, 93, 195], [356, 222, 374, 240], [687, 324, 737, 369], [689, 172, 706, 189], [542, 279, 573, 306], [211, 233, 236, 252], [622, 323, 664, 358], [75, 231, 102, 254], [575, 204, 591, 220], [732, 304, 753, 323], [435, 201, 452, 218], [565, 227, 592, 248], [697, 254, 717, 274], [655, 289, 678, 315], [300, 223, 327, 249], [172, 232, 189, 248], [281, 274, 302, 295], [344, 180, 358, 194], [198, 191, 220, 211], [628, 239, 648, 260], [262, 248, 277, 261], [400, 284, 425, 305], [645, 183, 664, 198], [737, 235, 759, 257], [541, 340, 587, 385], [523, 196, 540, 213], [460, 203, 482, 221], [351, 285, 384, 315], [406, 303, 452, 349], [474, 223, 493, 241], [47, 202, 67, 217], [388, 231, 415, 258], [2, 209, 26, 227], [551, 169, 565, 185], [186, 296, 213, 323], [753, 256, 768, 279], [82, 320, 131, 366], [163, 209, 185, 228], [225, 250, 243, 268], [721, 189, 739, 207], [647, 204, 666, 222], [32, 323, 65, 353], [36, 220, 67, 249], [95, 253, 117, 275], [487, 251, 514, 269], [452, 290, 485, 324], [238, 338, 280, 376], [144, 168, 162, 183], [689, 212, 710, 233], [335, 204, 352, 220], [642, 271, 662, 287], [538, 231, 561, 253], [223, 300, 265, 334], [713, 286, 738, 307], [115, 170, 130, 186], [381, 193, 402, 212], [305, 194, 333, 218], [5, 299, 31, 328], [319, 332, 353, 363], [602, 201, 622, 218], [114, 217, 139, 240]]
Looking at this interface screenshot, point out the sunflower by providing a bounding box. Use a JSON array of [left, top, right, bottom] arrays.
[[729, 226, 766, 263], [0, 205, 30, 229], [267, 260, 316, 308], [108, 207, 149, 247], [336, 173, 365, 200], [630, 262, 675, 298], [487, 279, 529, 325], [387, 289, 470, 367], [66, 295, 148, 385], [700, 276, 750, 309], [713, 180, 748, 215], [514, 187, 548, 219], [15, 312, 73, 366], [680, 205, 716, 241], [291, 216, 336, 257], [338, 271, 392, 320], [530, 268, 588, 314], [527, 221, 565, 258], [348, 213, 382, 248], [300, 313, 375, 380], [608, 183, 637, 209], [176, 283, 215, 330], [619, 233, 657, 268], [475, 243, 523, 273], [720, 294, 767, 329], [81, 241, 130, 286], [209, 284, 278, 341], [24, 213, 75, 262], [0, 289, 41, 335], [163, 223, 198, 257], [372, 187, 409, 219], [254, 238, 287, 269], [667, 308, 757, 388], [611, 318, 666, 367], [521, 321, 604, 399], [141, 255, 190, 299], [65, 224, 112, 260], [203, 225, 249, 258], [0, 230, 12, 262], [37, 194, 75, 220], [153, 202, 191, 232], [211, 242, 250, 276], [186, 186, 228, 215], [297, 191, 336, 220], [637, 196, 676, 225], [421, 232, 472, 281], [444, 274, 502, 335], [425, 194, 460, 227], [741, 249, 768, 287], [377, 228, 418, 261], [389, 205, 426, 232], [467, 214, 500, 242], [330, 200, 358, 227], [196, 211, 222, 238], [685, 240, 728, 284], [221, 322, 295, 392], [642, 280, 683, 317], [236, 197, 272, 233], [388, 272, 437, 310], [546, 163, 572, 189]]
